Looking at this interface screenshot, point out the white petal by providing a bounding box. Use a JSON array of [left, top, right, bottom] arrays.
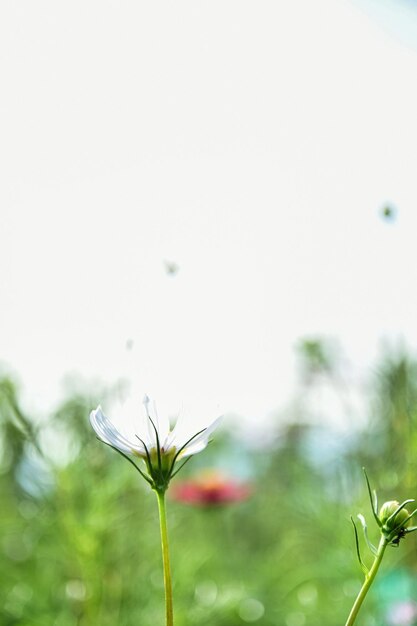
[[179, 439, 208, 458], [142, 395, 170, 447], [177, 416, 223, 458], [90, 406, 145, 455]]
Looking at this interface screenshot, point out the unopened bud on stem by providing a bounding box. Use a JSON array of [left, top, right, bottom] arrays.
[[379, 500, 410, 534]]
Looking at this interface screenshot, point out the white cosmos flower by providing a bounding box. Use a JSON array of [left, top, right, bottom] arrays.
[[90, 395, 222, 491]]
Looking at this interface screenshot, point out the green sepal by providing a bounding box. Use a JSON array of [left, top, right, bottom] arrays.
[[363, 468, 381, 528], [351, 516, 369, 576], [357, 514, 377, 556]]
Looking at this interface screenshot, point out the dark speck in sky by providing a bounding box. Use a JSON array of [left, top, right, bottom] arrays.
[[164, 260, 180, 276], [380, 205, 397, 222]]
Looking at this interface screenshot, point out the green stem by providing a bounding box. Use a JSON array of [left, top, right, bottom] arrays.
[[156, 490, 174, 626], [345, 535, 388, 626]]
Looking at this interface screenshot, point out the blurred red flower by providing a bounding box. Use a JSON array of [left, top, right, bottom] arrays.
[[171, 470, 251, 506]]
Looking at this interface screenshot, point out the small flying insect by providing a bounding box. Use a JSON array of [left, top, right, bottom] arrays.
[[380, 205, 397, 222], [164, 260, 179, 276]]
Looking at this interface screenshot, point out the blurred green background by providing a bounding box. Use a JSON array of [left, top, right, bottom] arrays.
[[1, 341, 417, 626]]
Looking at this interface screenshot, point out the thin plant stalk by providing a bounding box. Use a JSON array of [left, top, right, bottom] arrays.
[[156, 490, 174, 626], [345, 535, 388, 626]]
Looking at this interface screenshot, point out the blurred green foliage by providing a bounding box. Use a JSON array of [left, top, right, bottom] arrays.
[[1, 344, 417, 626]]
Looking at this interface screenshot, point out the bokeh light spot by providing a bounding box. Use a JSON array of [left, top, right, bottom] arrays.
[[195, 580, 218, 607], [239, 598, 265, 622], [285, 611, 306, 626], [298, 583, 318, 606], [65, 580, 87, 601]]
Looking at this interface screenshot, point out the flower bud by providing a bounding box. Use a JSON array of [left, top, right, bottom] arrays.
[[379, 501, 410, 532]]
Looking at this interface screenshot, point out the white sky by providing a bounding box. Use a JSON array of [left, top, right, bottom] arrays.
[[1, 0, 417, 428]]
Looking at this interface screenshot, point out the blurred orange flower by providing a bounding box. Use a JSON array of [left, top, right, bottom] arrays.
[[171, 470, 251, 506]]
